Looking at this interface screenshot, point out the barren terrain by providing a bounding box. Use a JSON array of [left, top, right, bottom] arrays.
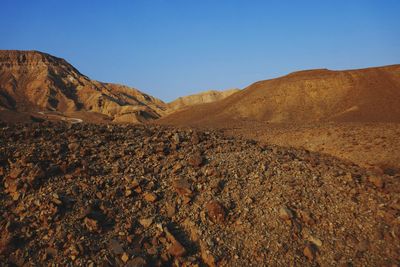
[[1, 122, 399, 266], [160, 65, 400, 125], [1, 50, 400, 266], [205, 121, 400, 173]]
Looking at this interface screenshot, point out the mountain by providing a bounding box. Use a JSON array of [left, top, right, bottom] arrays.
[[0, 50, 167, 123], [159, 65, 400, 126], [167, 89, 240, 113]]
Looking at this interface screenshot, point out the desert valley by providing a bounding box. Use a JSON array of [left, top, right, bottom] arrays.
[[1, 50, 399, 266]]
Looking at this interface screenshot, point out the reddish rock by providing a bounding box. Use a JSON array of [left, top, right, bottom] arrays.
[[168, 240, 186, 257], [201, 242, 216, 267], [84, 217, 100, 232], [139, 217, 153, 228], [0, 231, 12, 255], [303, 244, 317, 261], [205, 200, 226, 224], [164, 226, 186, 257], [279, 206, 294, 221], [188, 152, 204, 167], [368, 176, 384, 188], [172, 179, 193, 197], [121, 252, 129, 263], [143, 192, 157, 202], [126, 257, 147, 267]]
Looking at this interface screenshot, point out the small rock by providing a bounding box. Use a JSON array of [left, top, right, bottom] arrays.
[[303, 244, 316, 261], [279, 206, 294, 221], [172, 133, 181, 144], [84, 217, 100, 232], [9, 165, 23, 179], [305, 234, 322, 247], [200, 242, 216, 267], [109, 239, 124, 254], [125, 189, 132, 197], [368, 176, 384, 188], [191, 132, 201, 144], [166, 203, 176, 217], [121, 252, 129, 263], [357, 239, 369, 252], [164, 226, 186, 257], [143, 192, 157, 202], [205, 200, 226, 224], [139, 218, 153, 228], [68, 142, 79, 151], [0, 231, 12, 255], [188, 152, 204, 167], [172, 179, 193, 197], [126, 257, 147, 267], [168, 240, 186, 257]]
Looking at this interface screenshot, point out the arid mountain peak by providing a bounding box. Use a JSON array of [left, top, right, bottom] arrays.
[[0, 50, 167, 123]]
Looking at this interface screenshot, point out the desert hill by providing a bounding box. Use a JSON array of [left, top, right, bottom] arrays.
[[167, 89, 240, 113], [0, 50, 167, 123], [1, 122, 399, 265], [159, 65, 400, 126]]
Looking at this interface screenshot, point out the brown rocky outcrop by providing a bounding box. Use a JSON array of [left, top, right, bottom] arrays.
[[0, 50, 167, 123]]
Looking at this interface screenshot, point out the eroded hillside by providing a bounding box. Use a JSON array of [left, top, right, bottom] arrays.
[[0, 50, 167, 123]]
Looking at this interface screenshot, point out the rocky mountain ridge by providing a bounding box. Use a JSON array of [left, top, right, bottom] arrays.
[[159, 65, 400, 126], [0, 50, 167, 123]]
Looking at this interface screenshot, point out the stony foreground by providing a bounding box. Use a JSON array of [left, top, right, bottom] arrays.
[[0, 122, 399, 266]]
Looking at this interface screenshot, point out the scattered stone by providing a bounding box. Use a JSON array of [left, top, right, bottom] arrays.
[[126, 257, 147, 267], [172, 133, 181, 144], [168, 239, 186, 257], [163, 226, 187, 257], [0, 122, 398, 266], [368, 176, 384, 188], [143, 192, 157, 202], [187, 152, 204, 167], [109, 239, 124, 254], [303, 232, 323, 247], [201, 242, 216, 267], [303, 244, 317, 261], [205, 200, 226, 224], [172, 179, 193, 197], [139, 218, 153, 228], [166, 203, 176, 217], [0, 231, 12, 255], [125, 188, 132, 197], [68, 142, 79, 151], [121, 252, 129, 263], [84, 217, 100, 232], [279, 206, 294, 221]]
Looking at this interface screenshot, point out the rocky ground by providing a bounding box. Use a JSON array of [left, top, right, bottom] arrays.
[[221, 121, 400, 172], [0, 122, 399, 266]]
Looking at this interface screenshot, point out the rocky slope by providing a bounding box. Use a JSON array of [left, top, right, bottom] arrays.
[[223, 121, 400, 172], [167, 89, 240, 113], [159, 65, 400, 126], [1, 122, 399, 266], [0, 50, 167, 123]]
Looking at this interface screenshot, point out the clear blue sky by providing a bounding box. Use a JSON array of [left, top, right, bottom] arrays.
[[1, 0, 399, 101]]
